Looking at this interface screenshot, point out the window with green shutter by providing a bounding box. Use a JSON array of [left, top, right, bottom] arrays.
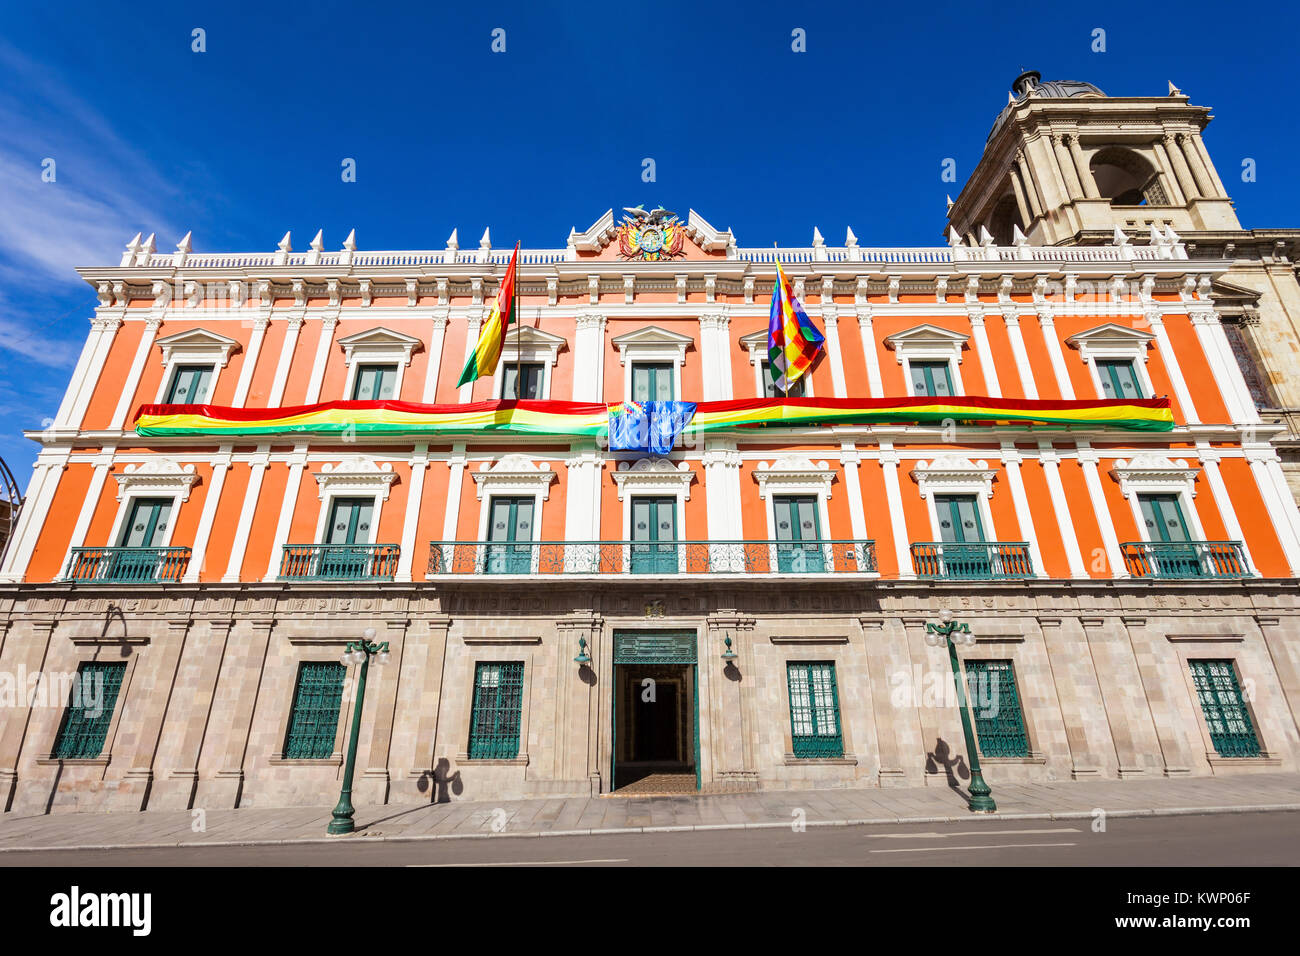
[[1096, 359, 1143, 400], [909, 360, 954, 397], [787, 662, 843, 758], [1189, 660, 1261, 757], [51, 662, 127, 759], [964, 659, 1030, 757], [468, 662, 525, 759], [283, 662, 345, 759]]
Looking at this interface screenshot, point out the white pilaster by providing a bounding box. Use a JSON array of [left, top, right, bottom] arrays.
[[564, 443, 605, 541], [266, 314, 304, 407], [699, 312, 733, 401], [458, 312, 483, 403], [856, 309, 883, 398], [1077, 444, 1127, 578], [109, 316, 163, 429], [54, 317, 115, 427], [1001, 310, 1038, 399], [301, 316, 339, 405], [1246, 449, 1300, 574], [967, 309, 1002, 397], [839, 446, 868, 540], [223, 448, 270, 582], [1037, 310, 1075, 399], [231, 315, 270, 406], [1189, 307, 1260, 425], [422, 311, 450, 403], [1000, 444, 1047, 577], [1194, 445, 1257, 575], [1144, 310, 1199, 424], [183, 448, 233, 582], [702, 443, 744, 541], [572, 312, 607, 402], [397, 444, 430, 581], [441, 444, 468, 542], [822, 308, 847, 398], [0, 452, 70, 581], [1037, 443, 1088, 578], [879, 444, 914, 577], [262, 446, 309, 580]]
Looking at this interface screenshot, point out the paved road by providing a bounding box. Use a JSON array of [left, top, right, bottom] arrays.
[[3, 810, 1296, 866]]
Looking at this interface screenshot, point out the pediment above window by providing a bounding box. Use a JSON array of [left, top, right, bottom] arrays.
[[1065, 323, 1154, 363], [1110, 455, 1199, 498], [155, 328, 240, 367], [314, 457, 398, 500], [752, 456, 835, 499], [502, 325, 567, 363], [910, 455, 997, 499], [112, 459, 199, 501], [337, 327, 423, 365], [610, 326, 693, 365], [611, 457, 695, 500], [472, 454, 557, 500], [883, 324, 969, 364]]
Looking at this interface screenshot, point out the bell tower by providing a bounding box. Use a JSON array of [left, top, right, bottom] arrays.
[[948, 70, 1241, 246]]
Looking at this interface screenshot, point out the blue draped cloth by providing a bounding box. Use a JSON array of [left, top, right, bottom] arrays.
[[608, 401, 697, 455]]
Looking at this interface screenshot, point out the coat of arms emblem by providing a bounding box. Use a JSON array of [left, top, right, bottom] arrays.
[[617, 205, 685, 261]]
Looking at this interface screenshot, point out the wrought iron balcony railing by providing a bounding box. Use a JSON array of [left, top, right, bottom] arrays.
[[1120, 540, 1251, 579], [427, 540, 877, 576], [63, 546, 191, 584], [279, 544, 400, 581], [911, 542, 1035, 580]]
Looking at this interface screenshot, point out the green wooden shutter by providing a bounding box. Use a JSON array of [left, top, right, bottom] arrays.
[[468, 662, 525, 759], [787, 662, 843, 758], [1189, 660, 1261, 757], [283, 662, 345, 759], [51, 662, 127, 759], [964, 660, 1030, 757]]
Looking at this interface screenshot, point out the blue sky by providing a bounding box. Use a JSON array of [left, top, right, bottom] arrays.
[[1, 0, 1297, 480]]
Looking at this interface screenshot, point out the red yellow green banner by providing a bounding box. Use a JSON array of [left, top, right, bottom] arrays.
[[134, 395, 1173, 438]]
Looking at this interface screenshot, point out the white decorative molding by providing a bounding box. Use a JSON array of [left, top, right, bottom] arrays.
[[1110, 455, 1199, 500], [1065, 322, 1156, 400], [112, 459, 199, 502], [313, 458, 398, 501], [911, 455, 997, 500], [337, 327, 422, 400], [883, 323, 968, 396], [612, 457, 694, 501], [611, 325, 693, 402], [152, 327, 241, 404], [472, 454, 557, 501], [752, 456, 835, 500]]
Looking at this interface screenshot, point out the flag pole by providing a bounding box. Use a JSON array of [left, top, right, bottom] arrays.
[[514, 243, 521, 400]]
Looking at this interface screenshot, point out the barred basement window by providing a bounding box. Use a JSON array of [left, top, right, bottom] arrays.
[[51, 662, 127, 759], [283, 662, 345, 759], [1189, 659, 1261, 757], [964, 660, 1030, 757], [787, 662, 843, 758], [468, 662, 524, 759]]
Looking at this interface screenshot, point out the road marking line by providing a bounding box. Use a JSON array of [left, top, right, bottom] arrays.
[[408, 858, 629, 867], [870, 842, 1076, 854], [869, 828, 1079, 839]]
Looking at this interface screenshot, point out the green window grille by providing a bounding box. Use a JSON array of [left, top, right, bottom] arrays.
[[283, 662, 345, 759], [964, 660, 1030, 757], [1189, 660, 1261, 757], [468, 662, 525, 759], [787, 662, 843, 758], [51, 662, 127, 759]]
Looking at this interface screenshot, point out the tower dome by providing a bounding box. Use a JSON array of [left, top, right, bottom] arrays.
[[988, 70, 1106, 141]]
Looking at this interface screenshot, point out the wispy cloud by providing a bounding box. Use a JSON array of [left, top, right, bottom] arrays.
[[0, 37, 180, 283]]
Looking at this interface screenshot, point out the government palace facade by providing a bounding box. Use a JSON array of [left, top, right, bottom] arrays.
[[2, 72, 1299, 814]]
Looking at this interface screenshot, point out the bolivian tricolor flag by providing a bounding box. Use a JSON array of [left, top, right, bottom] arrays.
[[457, 242, 520, 387], [767, 260, 824, 392]]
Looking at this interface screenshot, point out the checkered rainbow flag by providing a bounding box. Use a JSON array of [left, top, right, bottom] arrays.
[[767, 260, 825, 392]]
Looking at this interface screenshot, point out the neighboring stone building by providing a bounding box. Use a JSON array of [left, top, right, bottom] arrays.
[[2, 82, 1300, 815], [948, 70, 1300, 500]]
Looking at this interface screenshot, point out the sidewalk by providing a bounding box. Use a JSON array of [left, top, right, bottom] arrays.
[[1, 773, 1298, 853]]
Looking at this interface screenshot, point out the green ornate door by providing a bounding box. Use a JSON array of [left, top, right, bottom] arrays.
[[630, 497, 677, 574], [485, 496, 534, 574]]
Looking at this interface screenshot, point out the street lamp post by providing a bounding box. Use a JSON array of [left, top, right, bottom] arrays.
[[328, 627, 391, 835], [926, 609, 997, 813]]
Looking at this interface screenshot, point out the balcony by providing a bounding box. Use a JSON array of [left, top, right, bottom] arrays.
[[63, 547, 191, 584], [1120, 541, 1251, 579], [427, 540, 877, 577], [278, 544, 400, 581], [911, 542, 1035, 580]]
